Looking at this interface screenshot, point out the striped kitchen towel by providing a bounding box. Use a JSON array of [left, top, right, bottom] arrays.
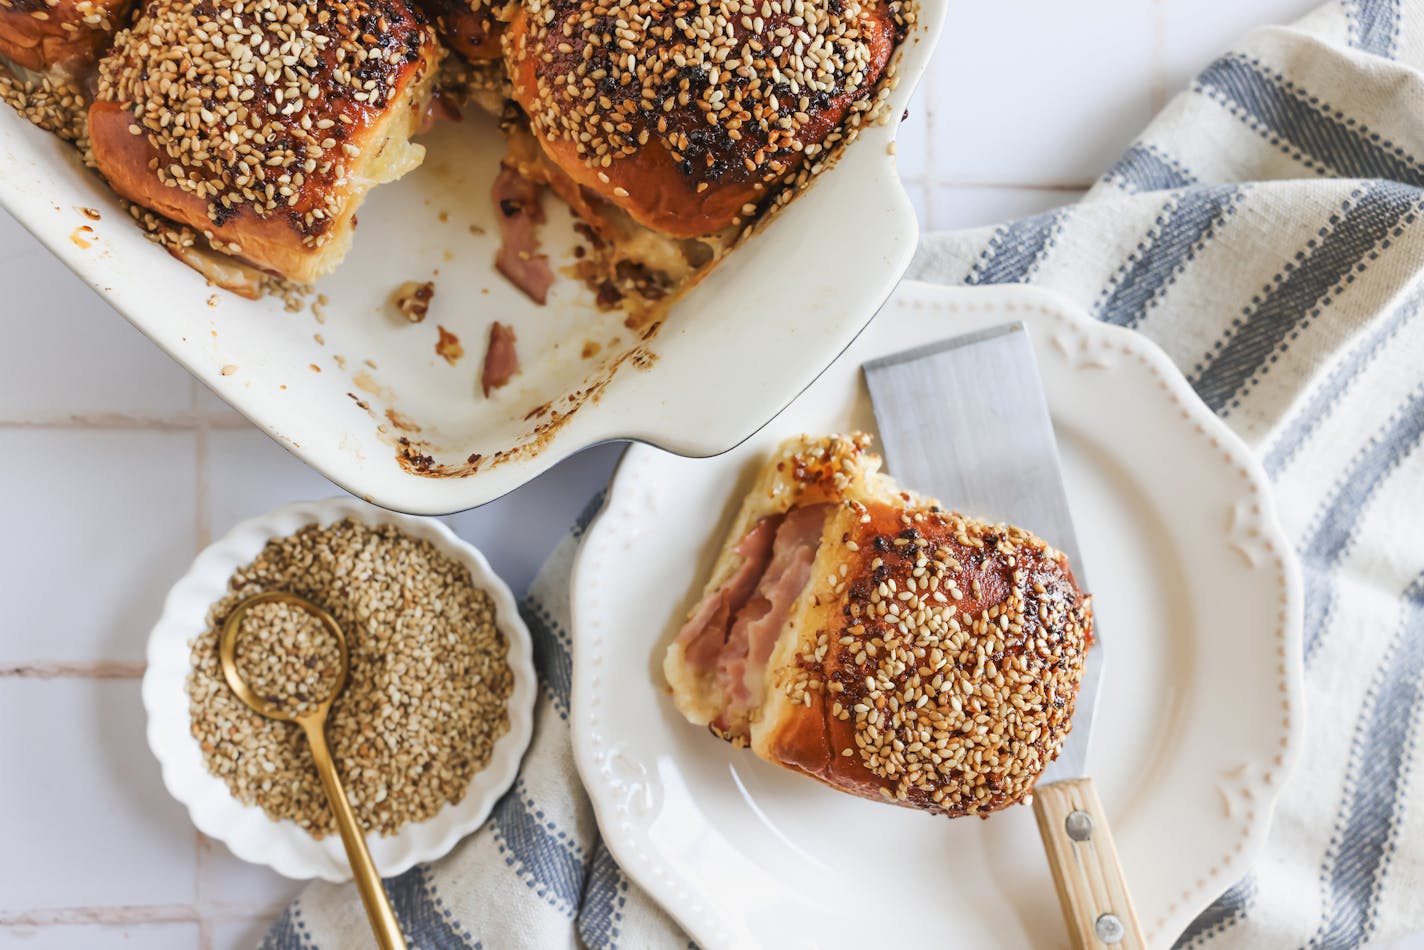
[[266, 1, 1424, 947], [262, 495, 688, 949]]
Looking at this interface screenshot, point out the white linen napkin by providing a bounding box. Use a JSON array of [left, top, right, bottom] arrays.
[[264, 1, 1424, 946]]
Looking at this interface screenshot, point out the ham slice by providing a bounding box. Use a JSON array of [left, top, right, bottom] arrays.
[[492, 165, 555, 304], [481, 322, 519, 397], [676, 515, 779, 673], [675, 504, 829, 737]]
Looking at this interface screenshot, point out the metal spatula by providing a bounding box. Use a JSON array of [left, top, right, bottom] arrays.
[[864, 323, 1146, 950]]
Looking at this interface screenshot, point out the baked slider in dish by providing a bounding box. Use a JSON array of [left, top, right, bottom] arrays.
[[499, 0, 910, 309], [0, 0, 133, 75], [665, 434, 1093, 818], [88, 0, 440, 286]]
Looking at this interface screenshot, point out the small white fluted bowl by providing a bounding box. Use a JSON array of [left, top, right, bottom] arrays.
[[142, 496, 536, 881]]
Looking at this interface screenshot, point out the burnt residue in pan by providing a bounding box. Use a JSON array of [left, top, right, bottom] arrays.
[[394, 336, 659, 478], [339, 321, 663, 479]]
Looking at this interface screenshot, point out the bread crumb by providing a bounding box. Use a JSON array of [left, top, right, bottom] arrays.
[[391, 280, 435, 323], [436, 325, 463, 365]]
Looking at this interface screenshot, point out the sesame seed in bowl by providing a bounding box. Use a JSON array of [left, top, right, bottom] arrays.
[[143, 497, 537, 882]]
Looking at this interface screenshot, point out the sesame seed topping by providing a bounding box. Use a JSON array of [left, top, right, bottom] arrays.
[[95, 0, 434, 245], [512, 0, 911, 216], [766, 434, 1091, 820]]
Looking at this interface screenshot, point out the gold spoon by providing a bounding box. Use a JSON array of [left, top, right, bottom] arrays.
[[220, 590, 407, 950]]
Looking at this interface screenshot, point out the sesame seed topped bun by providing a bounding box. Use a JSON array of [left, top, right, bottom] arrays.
[[502, 0, 909, 239], [666, 434, 1093, 818], [88, 0, 440, 283]]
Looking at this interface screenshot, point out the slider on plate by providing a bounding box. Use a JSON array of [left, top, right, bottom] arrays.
[[88, 0, 440, 286], [0, 0, 134, 75], [665, 433, 1093, 817]]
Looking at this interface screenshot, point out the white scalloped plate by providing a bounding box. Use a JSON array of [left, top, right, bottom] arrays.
[[142, 496, 536, 881], [570, 282, 1304, 948], [0, 0, 945, 516]]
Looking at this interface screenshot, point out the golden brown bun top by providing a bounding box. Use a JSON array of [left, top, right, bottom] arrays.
[[94, 0, 435, 242], [504, 0, 908, 237], [781, 496, 1093, 817]]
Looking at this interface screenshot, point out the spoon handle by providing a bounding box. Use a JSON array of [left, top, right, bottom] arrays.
[[302, 719, 408, 950]]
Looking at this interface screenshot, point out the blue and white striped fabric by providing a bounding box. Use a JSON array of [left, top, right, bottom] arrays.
[[261, 492, 689, 949], [266, 1, 1424, 946], [912, 4, 1424, 947]]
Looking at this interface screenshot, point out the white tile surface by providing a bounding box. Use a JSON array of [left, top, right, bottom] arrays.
[[926, 1, 1157, 187], [928, 185, 1085, 232], [0, 680, 197, 910], [0, 923, 201, 949], [3, 0, 1418, 946], [0, 210, 193, 419], [194, 379, 249, 421], [205, 426, 623, 594], [0, 429, 197, 665], [1160, 0, 1320, 90], [209, 916, 279, 950], [204, 428, 343, 543], [443, 441, 624, 594], [197, 836, 300, 916]]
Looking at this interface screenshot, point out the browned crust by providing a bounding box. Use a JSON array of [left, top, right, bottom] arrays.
[[502, 0, 902, 238], [666, 434, 1093, 820], [91, 100, 329, 281], [89, 0, 439, 283], [755, 500, 1091, 818], [499, 115, 604, 238], [498, 117, 724, 320], [0, 0, 131, 74]]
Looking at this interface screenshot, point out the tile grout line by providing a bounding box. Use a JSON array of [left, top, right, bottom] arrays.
[[0, 904, 289, 926], [0, 412, 249, 430], [191, 376, 213, 945], [1151, 0, 1170, 113], [0, 662, 144, 679], [195, 829, 208, 943], [0, 907, 205, 927], [194, 378, 213, 551]]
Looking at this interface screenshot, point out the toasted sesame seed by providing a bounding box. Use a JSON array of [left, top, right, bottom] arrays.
[[769, 435, 1091, 819], [94, 0, 434, 247], [187, 520, 513, 838], [515, 0, 911, 225]]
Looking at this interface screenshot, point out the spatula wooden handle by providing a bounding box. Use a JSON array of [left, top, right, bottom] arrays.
[[1033, 777, 1146, 950]]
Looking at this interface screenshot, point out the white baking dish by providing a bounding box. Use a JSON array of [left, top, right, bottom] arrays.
[[0, 2, 945, 514]]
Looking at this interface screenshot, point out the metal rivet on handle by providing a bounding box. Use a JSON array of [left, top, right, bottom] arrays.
[[1095, 913, 1125, 944], [1065, 810, 1094, 841]]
